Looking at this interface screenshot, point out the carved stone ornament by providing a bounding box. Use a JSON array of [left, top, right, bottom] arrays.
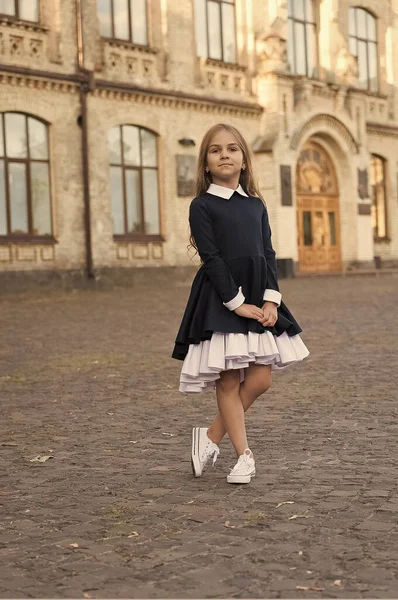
[[257, 17, 288, 74], [335, 47, 359, 87]]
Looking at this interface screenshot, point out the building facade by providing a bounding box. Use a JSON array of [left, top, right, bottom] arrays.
[[0, 0, 397, 279]]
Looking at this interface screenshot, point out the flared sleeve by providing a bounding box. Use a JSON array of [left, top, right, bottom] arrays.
[[189, 197, 245, 310]]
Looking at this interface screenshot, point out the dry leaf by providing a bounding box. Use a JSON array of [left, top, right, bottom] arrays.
[[83, 593, 92, 598], [30, 455, 53, 463], [70, 543, 79, 548], [128, 531, 140, 538], [296, 586, 324, 592], [288, 514, 311, 520], [276, 501, 295, 508], [298, 551, 303, 555], [224, 521, 236, 529], [334, 580, 342, 586], [1, 442, 18, 447], [129, 441, 138, 444], [187, 500, 195, 504], [162, 432, 176, 437]]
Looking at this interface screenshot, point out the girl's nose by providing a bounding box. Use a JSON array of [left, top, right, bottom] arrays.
[[221, 148, 230, 158]]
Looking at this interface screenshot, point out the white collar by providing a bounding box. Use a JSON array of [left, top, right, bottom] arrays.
[[207, 183, 249, 199]]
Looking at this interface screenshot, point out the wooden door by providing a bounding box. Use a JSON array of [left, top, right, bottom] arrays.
[[296, 143, 342, 273]]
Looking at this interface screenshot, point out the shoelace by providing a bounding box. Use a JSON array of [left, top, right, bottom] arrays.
[[230, 452, 253, 474], [203, 443, 220, 466]]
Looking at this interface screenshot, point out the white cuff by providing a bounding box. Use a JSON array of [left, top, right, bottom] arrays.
[[263, 289, 282, 307], [223, 286, 245, 311]]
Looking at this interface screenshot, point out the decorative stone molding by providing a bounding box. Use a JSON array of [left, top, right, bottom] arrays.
[[0, 21, 49, 66], [256, 21, 288, 75], [290, 114, 360, 154], [115, 242, 164, 262], [335, 47, 359, 87], [100, 40, 160, 86], [0, 73, 79, 94], [0, 243, 56, 265], [366, 121, 398, 138], [195, 57, 248, 97]]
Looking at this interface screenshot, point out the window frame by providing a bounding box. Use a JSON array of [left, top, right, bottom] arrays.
[[97, 0, 149, 47], [348, 7, 379, 93], [0, 112, 54, 243], [0, 0, 40, 23], [195, 0, 238, 65], [287, 0, 319, 78], [370, 154, 389, 242], [109, 124, 163, 242]]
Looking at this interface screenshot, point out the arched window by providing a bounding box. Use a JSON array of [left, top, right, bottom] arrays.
[[0, 113, 52, 238], [108, 125, 161, 237], [194, 0, 237, 63], [0, 0, 39, 21], [370, 155, 388, 240], [287, 0, 318, 77], [97, 0, 148, 45], [349, 7, 378, 92]]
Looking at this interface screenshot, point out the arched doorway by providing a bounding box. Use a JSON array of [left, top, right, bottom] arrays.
[[296, 142, 342, 273]]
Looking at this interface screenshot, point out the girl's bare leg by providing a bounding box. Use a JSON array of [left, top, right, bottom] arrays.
[[215, 369, 248, 457], [208, 364, 272, 446]]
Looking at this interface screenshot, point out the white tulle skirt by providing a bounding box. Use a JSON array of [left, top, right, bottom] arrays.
[[179, 331, 309, 393]]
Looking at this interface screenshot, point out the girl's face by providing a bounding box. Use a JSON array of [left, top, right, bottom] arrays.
[[206, 129, 245, 187]]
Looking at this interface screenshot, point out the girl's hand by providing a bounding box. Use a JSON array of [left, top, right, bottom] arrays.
[[259, 301, 278, 327], [234, 303, 264, 320]]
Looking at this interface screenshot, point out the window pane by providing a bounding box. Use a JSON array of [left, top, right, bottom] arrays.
[[122, 126, 140, 166], [125, 169, 143, 233], [109, 126, 121, 163], [143, 169, 160, 234], [208, 1, 222, 61], [19, 0, 39, 21], [288, 18, 294, 72], [5, 113, 27, 158], [221, 3, 236, 63], [140, 129, 157, 167], [303, 211, 312, 246], [356, 9, 366, 38], [31, 163, 51, 235], [28, 118, 48, 160], [9, 163, 28, 234], [132, 0, 147, 45], [0, 117, 3, 157], [307, 0, 315, 22], [368, 42, 378, 92], [348, 8, 356, 36], [113, 0, 130, 40], [110, 166, 125, 234], [376, 187, 386, 237], [357, 40, 368, 89], [306, 23, 316, 77], [0, 0, 15, 16], [367, 12, 377, 42], [328, 212, 336, 246], [349, 36, 357, 57], [293, 0, 305, 20], [314, 211, 325, 246], [0, 160, 6, 235], [97, 0, 112, 37], [194, 0, 207, 57], [294, 22, 306, 75]]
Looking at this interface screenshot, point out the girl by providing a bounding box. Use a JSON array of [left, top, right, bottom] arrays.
[[172, 123, 309, 484]]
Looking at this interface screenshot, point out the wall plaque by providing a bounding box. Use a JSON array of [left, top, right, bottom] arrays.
[[357, 168, 369, 199], [177, 155, 196, 197], [280, 165, 293, 206]]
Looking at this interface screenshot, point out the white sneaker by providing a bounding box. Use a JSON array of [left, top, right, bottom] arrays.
[[227, 449, 256, 484], [191, 427, 220, 477]]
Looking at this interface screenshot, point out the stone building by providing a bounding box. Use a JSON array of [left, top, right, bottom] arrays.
[[0, 0, 397, 281]]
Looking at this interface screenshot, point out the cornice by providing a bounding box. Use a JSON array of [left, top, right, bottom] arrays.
[[366, 121, 398, 138], [0, 72, 79, 93]]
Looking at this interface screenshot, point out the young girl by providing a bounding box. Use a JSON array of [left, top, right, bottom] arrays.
[[172, 123, 309, 484]]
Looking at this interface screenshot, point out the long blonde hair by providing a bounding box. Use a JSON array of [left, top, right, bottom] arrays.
[[189, 123, 264, 257]]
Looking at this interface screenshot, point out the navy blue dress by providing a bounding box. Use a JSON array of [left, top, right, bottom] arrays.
[[172, 189, 303, 361]]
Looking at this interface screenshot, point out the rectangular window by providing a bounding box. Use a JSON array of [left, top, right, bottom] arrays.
[[0, 160, 7, 235], [303, 211, 312, 246], [131, 0, 148, 46], [97, 0, 148, 45], [9, 162, 28, 234], [0, 0, 39, 21], [143, 169, 160, 234], [371, 155, 388, 240], [328, 212, 336, 246], [287, 0, 317, 77], [194, 0, 237, 64], [125, 169, 142, 233], [110, 166, 124, 235], [348, 8, 378, 92], [31, 162, 51, 235]]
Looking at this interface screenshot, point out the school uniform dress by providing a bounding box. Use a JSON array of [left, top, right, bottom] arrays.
[[172, 183, 309, 393]]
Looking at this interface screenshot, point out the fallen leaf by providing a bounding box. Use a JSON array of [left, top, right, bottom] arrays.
[[224, 521, 236, 528], [70, 543, 79, 548], [1, 442, 18, 447], [162, 432, 176, 437], [298, 551, 303, 555], [128, 531, 140, 538], [334, 580, 342, 586], [107, 412, 114, 416], [288, 514, 311, 520], [129, 441, 138, 444], [296, 586, 324, 592], [187, 500, 195, 504], [29, 455, 53, 463], [83, 593, 92, 598], [276, 501, 295, 508]]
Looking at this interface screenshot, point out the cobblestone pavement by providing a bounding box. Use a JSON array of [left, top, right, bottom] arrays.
[[1, 274, 398, 599]]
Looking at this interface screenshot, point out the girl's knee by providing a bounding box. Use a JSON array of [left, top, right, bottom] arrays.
[[217, 370, 240, 394]]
